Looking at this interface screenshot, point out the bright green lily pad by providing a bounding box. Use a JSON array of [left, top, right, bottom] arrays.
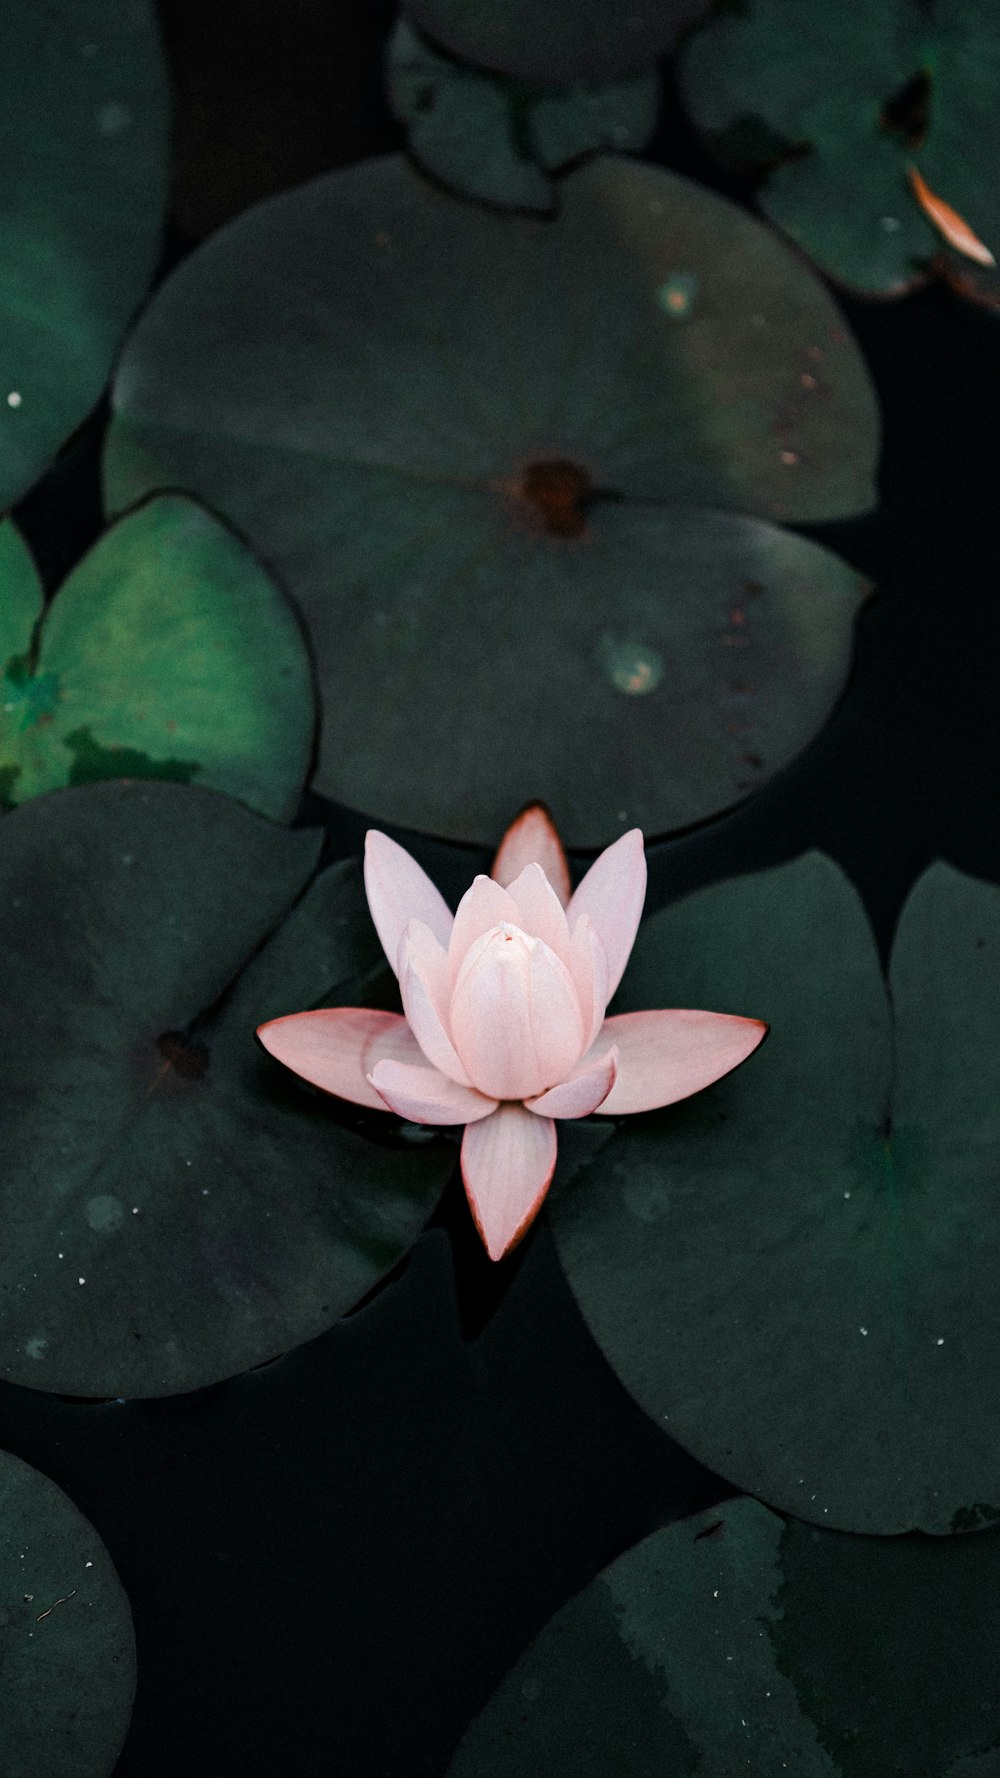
[[450, 1497, 1000, 1776], [0, 0, 168, 509], [0, 1449, 135, 1777], [680, 0, 1000, 306], [387, 20, 659, 214], [105, 154, 878, 846], [549, 855, 1000, 1534], [0, 495, 315, 821], [0, 781, 452, 1398], [403, 0, 708, 83]]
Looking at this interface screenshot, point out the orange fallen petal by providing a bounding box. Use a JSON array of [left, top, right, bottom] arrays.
[[908, 165, 995, 267]]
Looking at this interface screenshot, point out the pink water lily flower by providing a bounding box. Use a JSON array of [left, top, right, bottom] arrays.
[[257, 806, 766, 1262]]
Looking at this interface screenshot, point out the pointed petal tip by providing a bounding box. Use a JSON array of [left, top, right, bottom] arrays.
[[461, 1104, 557, 1260], [526, 1043, 618, 1119], [254, 1006, 426, 1110], [568, 827, 647, 1000], [492, 802, 571, 906], [594, 1008, 768, 1115], [367, 1058, 496, 1125], [467, 1176, 553, 1262], [364, 829, 453, 974]]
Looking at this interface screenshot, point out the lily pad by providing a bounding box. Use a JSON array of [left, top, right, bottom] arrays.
[[0, 495, 315, 820], [403, 0, 709, 83], [0, 781, 452, 1398], [549, 855, 1000, 1534], [450, 1497, 1000, 1776], [387, 20, 659, 214], [680, 0, 1000, 306], [0, 0, 168, 509], [104, 154, 878, 846], [0, 1449, 135, 1778]]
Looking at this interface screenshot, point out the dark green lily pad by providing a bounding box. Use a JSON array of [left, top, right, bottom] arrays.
[[0, 781, 452, 1398], [450, 1497, 1000, 1777], [387, 20, 659, 214], [0, 0, 168, 509], [680, 0, 1000, 306], [0, 495, 315, 821], [105, 154, 878, 846], [549, 855, 1000, 1534], [403, 0, 708, 83], [0, 1449, 135, 1777]]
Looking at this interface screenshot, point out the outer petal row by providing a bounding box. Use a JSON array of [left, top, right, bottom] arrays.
[[461, 1102, 557, 1262], [365, 831, 453, 976], [567, 828, 646, 1000], [568, 913, 610, 1050], [587, 1008, 767, 1114], [367, 1060, 496, 1125], [526, 1045, 618, 1119], [256, 1007, 424, 1112], [491, 804, 571, 907], [399, 918, 470, 1084]]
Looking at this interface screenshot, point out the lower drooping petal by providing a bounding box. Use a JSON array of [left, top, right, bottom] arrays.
[[461, 1102, 557, 1261], [588, 1008, 767, 1114], [368, 1060, 496, 1125], [257, 1008, 424, 1111], [526, 1046, 618, 1119]]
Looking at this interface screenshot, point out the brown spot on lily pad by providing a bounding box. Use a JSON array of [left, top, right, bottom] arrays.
[[519, 460, 593, 538]]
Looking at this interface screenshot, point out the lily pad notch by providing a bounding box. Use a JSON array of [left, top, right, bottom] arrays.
[[0, 494, 317, 821]]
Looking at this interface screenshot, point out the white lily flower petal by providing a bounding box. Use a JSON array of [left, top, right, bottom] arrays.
[[398, 919, 471, 1084], [492, 803, 571, 907], [567, 828, 646, 999], [365, 830, 453, 977], [461, 1103, 557, 1260], [588, 1009, 767, 1114], [368, 1060, 496, 1125], [526, 1046, 618, 1119], [450, 923, 585, 1101], [448, 874, 519, 989], [505, 862, 572, 971]]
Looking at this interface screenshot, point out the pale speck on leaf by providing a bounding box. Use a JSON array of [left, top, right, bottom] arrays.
[[656, 273, 698, 319], [599, 636, 664, 696], [97, 101, 132, 135]]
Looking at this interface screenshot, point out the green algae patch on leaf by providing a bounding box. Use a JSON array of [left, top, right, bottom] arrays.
[[680, 0, 1000, 306], [403, 0, 709, 83], [0, 1449, 136, 1777], [0, 497, 315, 822], [0, 0, 168, 509], [449, 1498, 1000, 1777], [387, 20, 658, 214], [105, 154, 878, 846], [0, 782, 452, 1398], [549, 856, 1000, 1534]]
